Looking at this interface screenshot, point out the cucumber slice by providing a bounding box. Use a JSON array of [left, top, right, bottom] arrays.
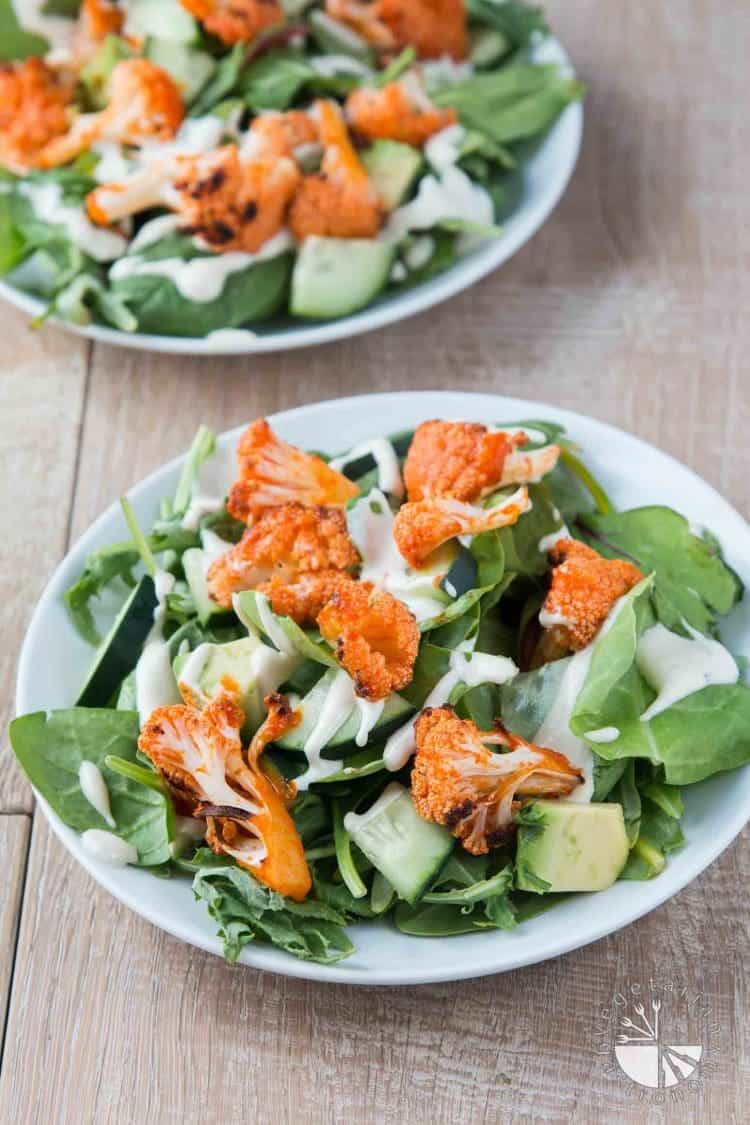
[[308, 10, 375, 63], [344, 783, 454, 904], [274, 667, 414, 758], [291, 237, 394, 320], [77, 575, 157, 707], [362, 141, 423, 210], [125, 0, 199, 45], [145, 38, 216, 103], [182, 547, 225, 625]]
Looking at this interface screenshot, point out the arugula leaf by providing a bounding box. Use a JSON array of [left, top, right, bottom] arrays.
[[9, 709, 171, 865], [0, 0, 49, 60], [578, 506, 743, 636], [172, 424, 216, 514], [192, 862, 354, 963]]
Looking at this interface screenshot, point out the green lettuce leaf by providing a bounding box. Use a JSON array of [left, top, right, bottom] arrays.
[[0, 0, 49, 60]]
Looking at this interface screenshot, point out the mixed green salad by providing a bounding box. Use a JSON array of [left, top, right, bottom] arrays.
[[9, 415, 750, 966], [0, 0, 582, 337]]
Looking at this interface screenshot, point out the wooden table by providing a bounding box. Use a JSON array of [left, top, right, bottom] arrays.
[[1, 1, 748, 1120]]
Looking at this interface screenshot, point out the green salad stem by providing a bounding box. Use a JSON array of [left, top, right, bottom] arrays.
[[332, 800, 368, 900], [120, 496, 156, 576], [560, 447, 614, 515]]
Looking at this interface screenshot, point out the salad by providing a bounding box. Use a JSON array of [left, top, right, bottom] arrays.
[[0, 0, 582, 337], [10, 415, 750, 966]]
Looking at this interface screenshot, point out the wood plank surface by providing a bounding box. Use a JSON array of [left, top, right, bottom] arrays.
[[1, 0, 749, 1120], [0, 817, 30, 1048]]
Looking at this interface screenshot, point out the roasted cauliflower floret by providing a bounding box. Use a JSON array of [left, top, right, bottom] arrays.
[[325, 0, 396, 50], [393, 485, 531, 568], [411, 707, 583, 854], [379, 0, 467, 59], [538, 538, 644, 656], [179, 0, 285, 45], [39, 58, 183, 169], [346, 76, 457, 147], [288, 99, 382, 240], [317, 579, 420, 700], [403, 420, 559, 502], [226, 418, 360, 522], [75, 0, 124, 54], [207, 503, 360, 612], [139, 693, 311, 900], [245, 110, 318, 160], [0, 58, 73, 173], [259, 570, 356, 627]]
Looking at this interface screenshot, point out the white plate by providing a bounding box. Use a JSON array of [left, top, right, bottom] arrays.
[[17, 392, 750, 984], [0, 39, 582, 354]]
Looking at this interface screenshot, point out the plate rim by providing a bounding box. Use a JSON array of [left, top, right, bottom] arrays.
[[16, 390, 750, 984], [0, 37, 583, 356]]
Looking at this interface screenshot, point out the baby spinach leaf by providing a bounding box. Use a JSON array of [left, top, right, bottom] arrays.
[[64, 542, 140, 645], [9, 709, 171, 865], [578, 507, 743, 636], [619, 797, 685, 880], [0, 0, 49, 60], [188, 42, 246, 117], [192, 862, 354, 963], [465, 0, 547, 45]]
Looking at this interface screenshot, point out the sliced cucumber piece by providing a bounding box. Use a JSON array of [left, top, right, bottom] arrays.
[[77, 575, 157, 707], [308, 10, 375, 63], [362, 140, 423, 210], [345, 783, 453, 904], [274, 666, 414, 758], [125, 0, 199, 45], [145, 38, 216, 103], [291, 237, 394, 320], [182, 547, 225, 625]]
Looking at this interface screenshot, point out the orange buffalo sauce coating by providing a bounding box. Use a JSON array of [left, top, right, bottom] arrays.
[[393, 486, 531, 568], [178, 0, 284, 45], [0, 59, 72, 173], [346, 79, 456, 147]]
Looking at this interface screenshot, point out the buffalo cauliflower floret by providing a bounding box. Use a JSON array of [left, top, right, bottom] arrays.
[[0, 58, 73, 174], [226, 418, 360, 522], [139, 693, 311, 900], [258, 570, 356, 627], [411, 707, 583, 854], [317, 579, 420, 700], [179, 0, 284, 45], [288, 99, 382, 240], [403, 420, 560, 502], [207, 502, 359, 612], [393, 485, 531, 568], [245, 110, 318, 160], [39, 58, 183, 169], [74, 0, 124, 57], [538, 538, 644, 656], [379, 0, 466, 59], [325, 0, 396, 50], [346, 75, 457, 147]]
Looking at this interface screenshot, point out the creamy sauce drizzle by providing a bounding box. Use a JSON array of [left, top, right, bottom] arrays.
[[128, 213, 181, 253], [110, 230, 294, 302], [584, 726, 620, 744], [297, 669, 358, 788], [19, 181, 127, 262], [80, 829, 138, 867], [330, 438, 404, 498], [78, 760, 115, 827], [636, 622, 738, 721], [255, 594, 298, 655], [538, 523, 571, 554], [135, 569, 182, 725], [383, 165, 494, 245]]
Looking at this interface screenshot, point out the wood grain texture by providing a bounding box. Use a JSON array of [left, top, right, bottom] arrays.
[[0, 816, 30, 1045], [2, 0, 750, 1118], [0, 312, 88, 811]]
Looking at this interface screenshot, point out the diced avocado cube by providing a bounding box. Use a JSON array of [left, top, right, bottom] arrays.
[[515, 800, 629, 893], [362, 140, 424, 210]]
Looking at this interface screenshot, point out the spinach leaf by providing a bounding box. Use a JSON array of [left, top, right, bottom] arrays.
[[192, 862, 354, 963], [0, 0, 49, 60], [578, 507, 743, 636], [42, 0, 81, 15], [466, 0, 547, 45], [619, 797, 685, 880], [64, 541, 140, 645], [9, 709, 171, 865], [608, 760, 641, 847], [492, 481, 561, 579], [188, 42, 246, 117]]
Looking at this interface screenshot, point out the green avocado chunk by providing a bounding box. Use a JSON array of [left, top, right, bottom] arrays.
[[515, 800, 629, 893]]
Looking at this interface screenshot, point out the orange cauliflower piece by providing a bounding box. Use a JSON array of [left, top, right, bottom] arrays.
[[39, 59, 183, 169], [288, 99, 382, 240], [379, 0, 467, 59], [317, 579, 419, 700], [539, 538, 644, 654], [179, 0, 284, 45], [227, 418, 360, 522], [139, 693, 311, 900], [0, 58, 73, 174], [346, 78, 457, 147], [76, 0, 124, 49], [247, 110, 318, 159], [207, 503, 359, 612], [325, 0, 396, 49], [393, 485, 531, 568], [259, 570, 356, 627], [412, 707, 583, 854]]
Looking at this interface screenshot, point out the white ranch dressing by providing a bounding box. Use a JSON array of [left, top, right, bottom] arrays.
[[19, 181, 127, 262], [533, 597, 627, 802], [383, 650, 518, 771], [403, 235, 435, 272], [128, 213, 181, 253], [539, 606, 574, 629], [78, 761, 115, 827], [200, 528, 233, 564], [636, 623, 738, 722], [296, 669, 358, 789], [204, 328, 259, 348], [177, 642, 211, 701], [421, 56, 475, 90], [584, 726, 620, 744], [329, 438, 404, 498], [538, 523, 571, 554], [80, 829, 138, 867], [310, 54, 373, 78], [135, 570, 182, 725], [383, 165, 494, 245], [354, 697, 385, 748], [110, 230, 294, 302], [424, 124, 466, 173], [93, 141, 133, 183], [346, 489, 447, 623]]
